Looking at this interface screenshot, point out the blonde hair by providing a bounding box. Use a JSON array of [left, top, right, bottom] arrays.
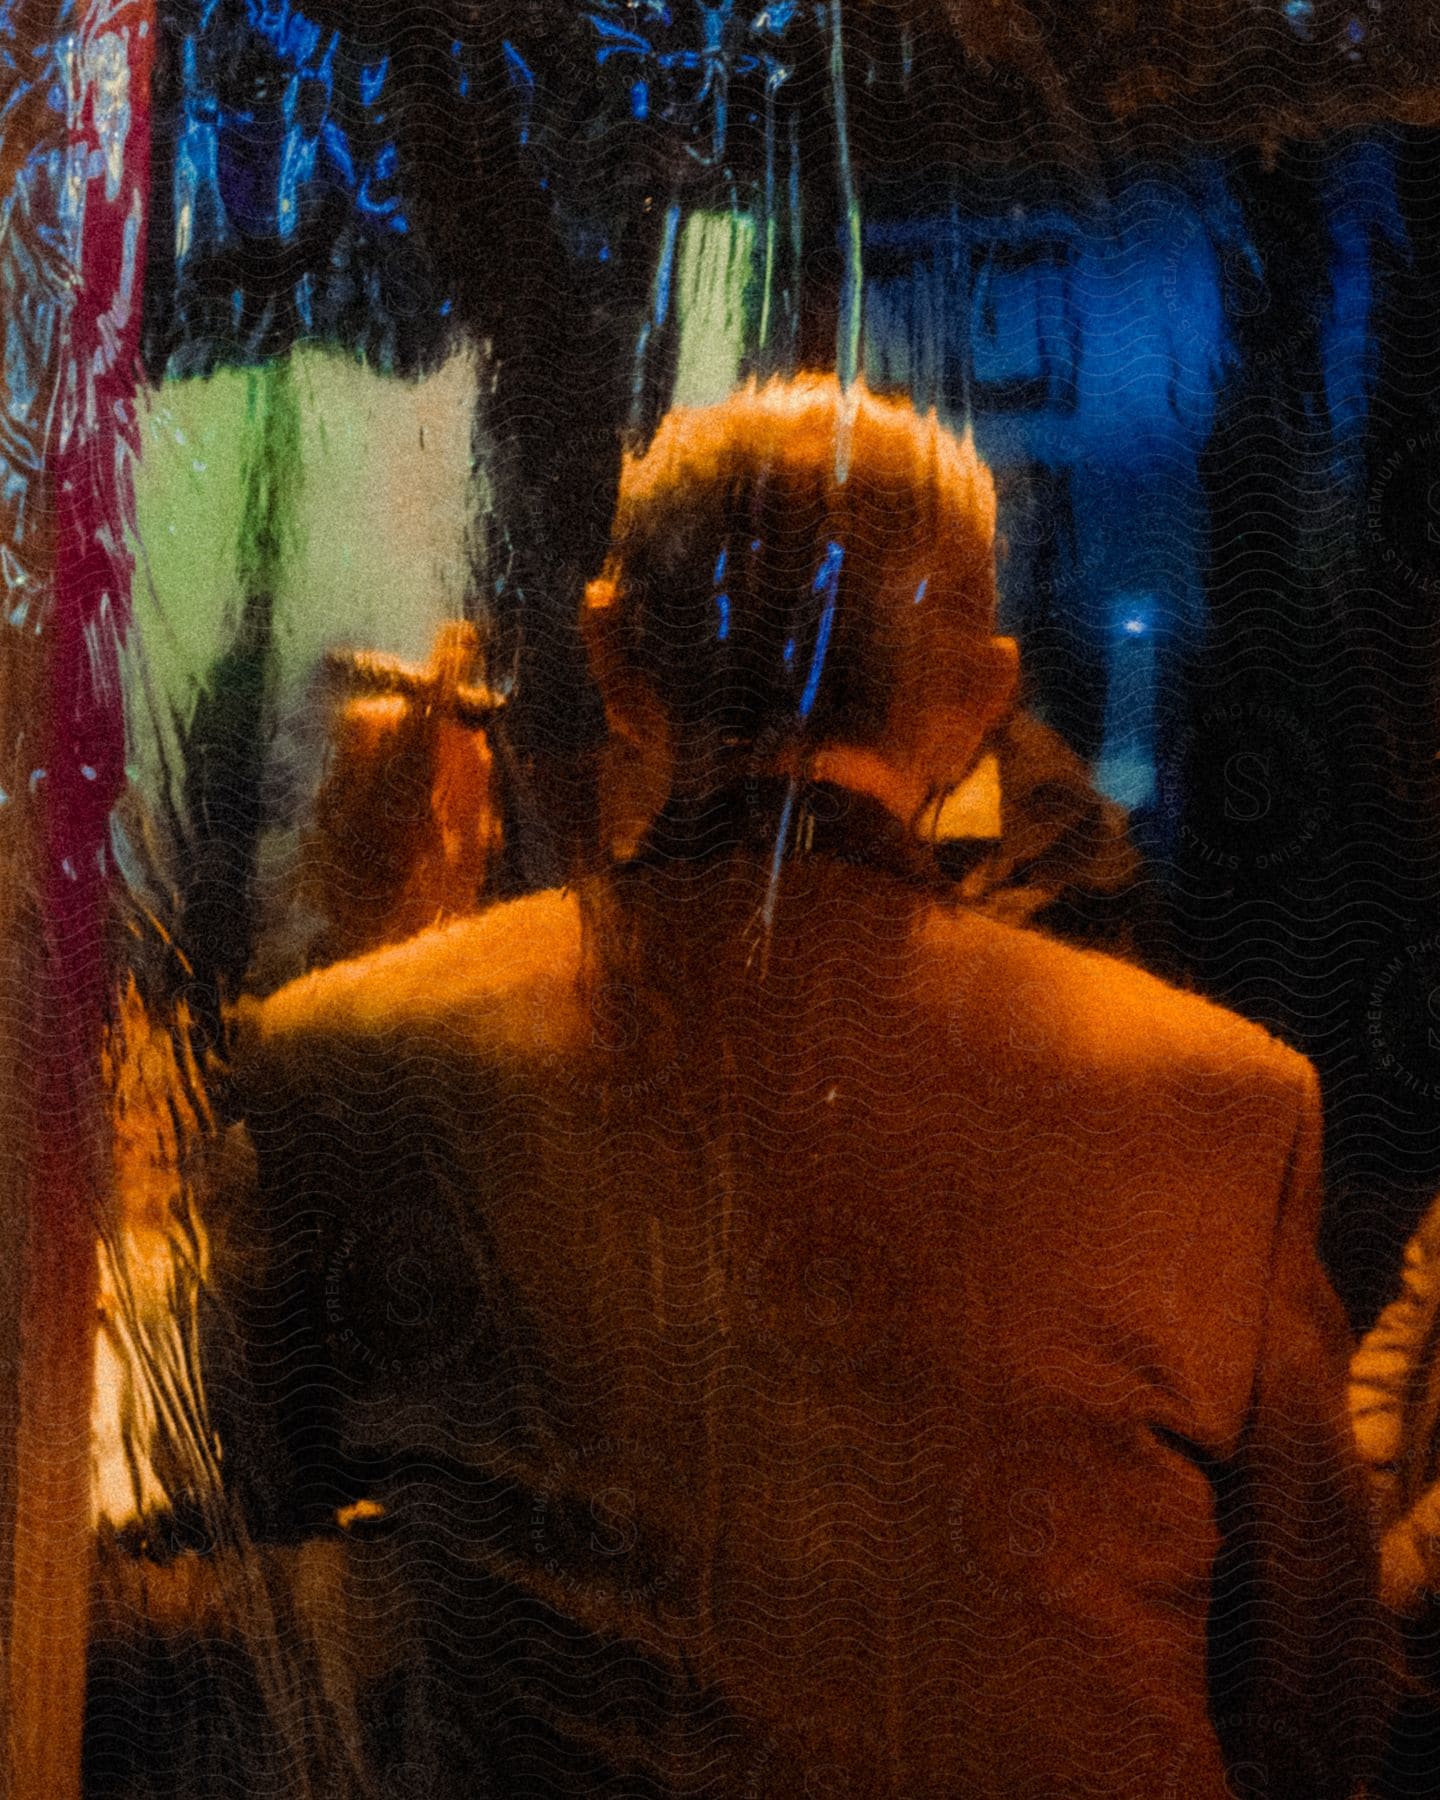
[[585, 375, 999, 773]]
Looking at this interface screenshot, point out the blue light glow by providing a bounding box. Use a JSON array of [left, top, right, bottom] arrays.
[[913, 576, 928, 605], [716, 592, 731, 640], [1095, 594, 1159, 809], [1322, 138, 1402, 441], [177, 0, 413, 320], [580, 1, 793, 167], [243, 0, 322, 69]]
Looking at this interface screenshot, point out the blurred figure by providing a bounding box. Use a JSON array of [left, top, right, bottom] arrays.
[[219, 377, 1388, 1797], [936, 705, 1156, 960], [301, 620, 504, 964], [1352, 1195, 1440, 1616], [1352, 1194, 1440, 1796]]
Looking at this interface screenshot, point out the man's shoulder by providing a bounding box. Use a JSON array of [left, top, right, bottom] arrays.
[[921, 906, 1313, 1097], [239, 889, 583, 1061]]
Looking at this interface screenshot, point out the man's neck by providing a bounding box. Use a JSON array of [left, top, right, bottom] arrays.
[[806, 744, 932, 834]]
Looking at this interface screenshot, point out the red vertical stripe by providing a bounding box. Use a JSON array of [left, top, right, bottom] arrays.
[[9, 6, 153, 1796]]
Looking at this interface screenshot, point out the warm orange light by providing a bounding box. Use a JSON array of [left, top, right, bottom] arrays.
[[93, 979, 213, 1527], [306, 621, 504, 962], [336, 1497, 386, 1529]]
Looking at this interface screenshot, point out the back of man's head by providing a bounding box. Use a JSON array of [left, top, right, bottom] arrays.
[[584, 376, 1001, 799]]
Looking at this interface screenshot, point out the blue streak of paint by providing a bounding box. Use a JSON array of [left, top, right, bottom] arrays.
[[762, 779, 798, 932], [277, 121, 317, 237], [586, 13, 652, 60], [653, 198, 681, 324], [754, 1, 797, 31], [630, 198, 682, 412], [320, 118, 354, 185], [798, 539, 843, 719], [175, 35, 224, 262], [359, 56, 388, 105], [358, 140, 406, 228], [502, 39, 534, 140]]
